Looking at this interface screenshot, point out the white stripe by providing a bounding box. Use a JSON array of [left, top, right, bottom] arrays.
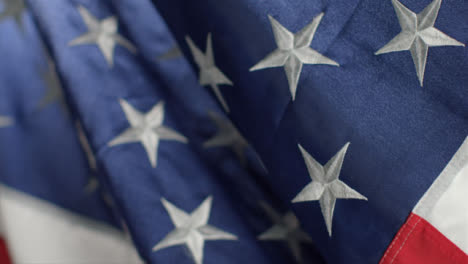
[[414, 136, 468, 254], [0, 185, 144, 264]]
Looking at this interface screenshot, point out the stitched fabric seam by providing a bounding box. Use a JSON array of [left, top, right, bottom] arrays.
[[379, 214, 414, 264], [389, 218, 422, 264]]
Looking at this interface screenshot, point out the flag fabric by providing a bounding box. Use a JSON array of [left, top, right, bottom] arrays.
[[0, 184, 142, 264], [0, 214, 11, 264], [0, 0, 467, 264], [0, 239, 10, 264], [0, 0, 143, 262]]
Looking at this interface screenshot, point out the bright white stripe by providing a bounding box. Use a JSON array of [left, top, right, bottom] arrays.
[[414, 137, 468, 254], [0, 185, 144, 264]]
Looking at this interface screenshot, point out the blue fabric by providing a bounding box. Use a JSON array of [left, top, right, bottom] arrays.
[[0, 0, 466, 263], [22, 0, 324, 263], [151, 0, 468, 262], [0, 2, 116, 225]]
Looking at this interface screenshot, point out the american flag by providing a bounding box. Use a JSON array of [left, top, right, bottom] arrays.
[[0, 0, 467, 263]]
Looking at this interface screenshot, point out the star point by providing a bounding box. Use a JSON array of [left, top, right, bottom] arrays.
[[108, 99, 187, 168], [185, 34, 233, 112], [157, 45, 183, 61], [38, 59, 69, 113], [69, 6, 136, 67], [292, 143, 367, 236], [153, 196, 237, 264], [258, 202, 312, 263], [250, 13, 339, 100], [75, 120, 97, 172], [203, 111, 249, 165], [0, 0, 26, 30], [375, 0, 464, 86], [84, 177, 99, 193], [75, 120, 100, 194], [0, 116, 12, 127]]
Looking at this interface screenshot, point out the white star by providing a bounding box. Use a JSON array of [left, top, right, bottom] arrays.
[[185, 34, 233, 112], [153, 196, 237, 264], [204, 111, 248, 165], [250, 13, 339, 101], [258, 202, 312, 263], [292, 143, 367, 236], [0, 0, 26, 29], [69, 6, 136, 67], [375, 0, 464, 86], [108, 99, 187, 168]]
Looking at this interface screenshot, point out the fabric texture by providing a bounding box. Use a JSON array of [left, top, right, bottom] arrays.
[[379, 213, 468, 264], [0, 0, 466, 263]]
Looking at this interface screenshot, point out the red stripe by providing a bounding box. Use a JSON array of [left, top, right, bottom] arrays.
[[380, 213, 468, 264], [0, 237, 11, 264]]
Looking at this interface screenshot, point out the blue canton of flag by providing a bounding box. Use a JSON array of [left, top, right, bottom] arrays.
[[0, 0, 467, 264]]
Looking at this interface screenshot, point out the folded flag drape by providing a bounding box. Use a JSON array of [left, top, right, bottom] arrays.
[[0, 0, 467, 263]]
